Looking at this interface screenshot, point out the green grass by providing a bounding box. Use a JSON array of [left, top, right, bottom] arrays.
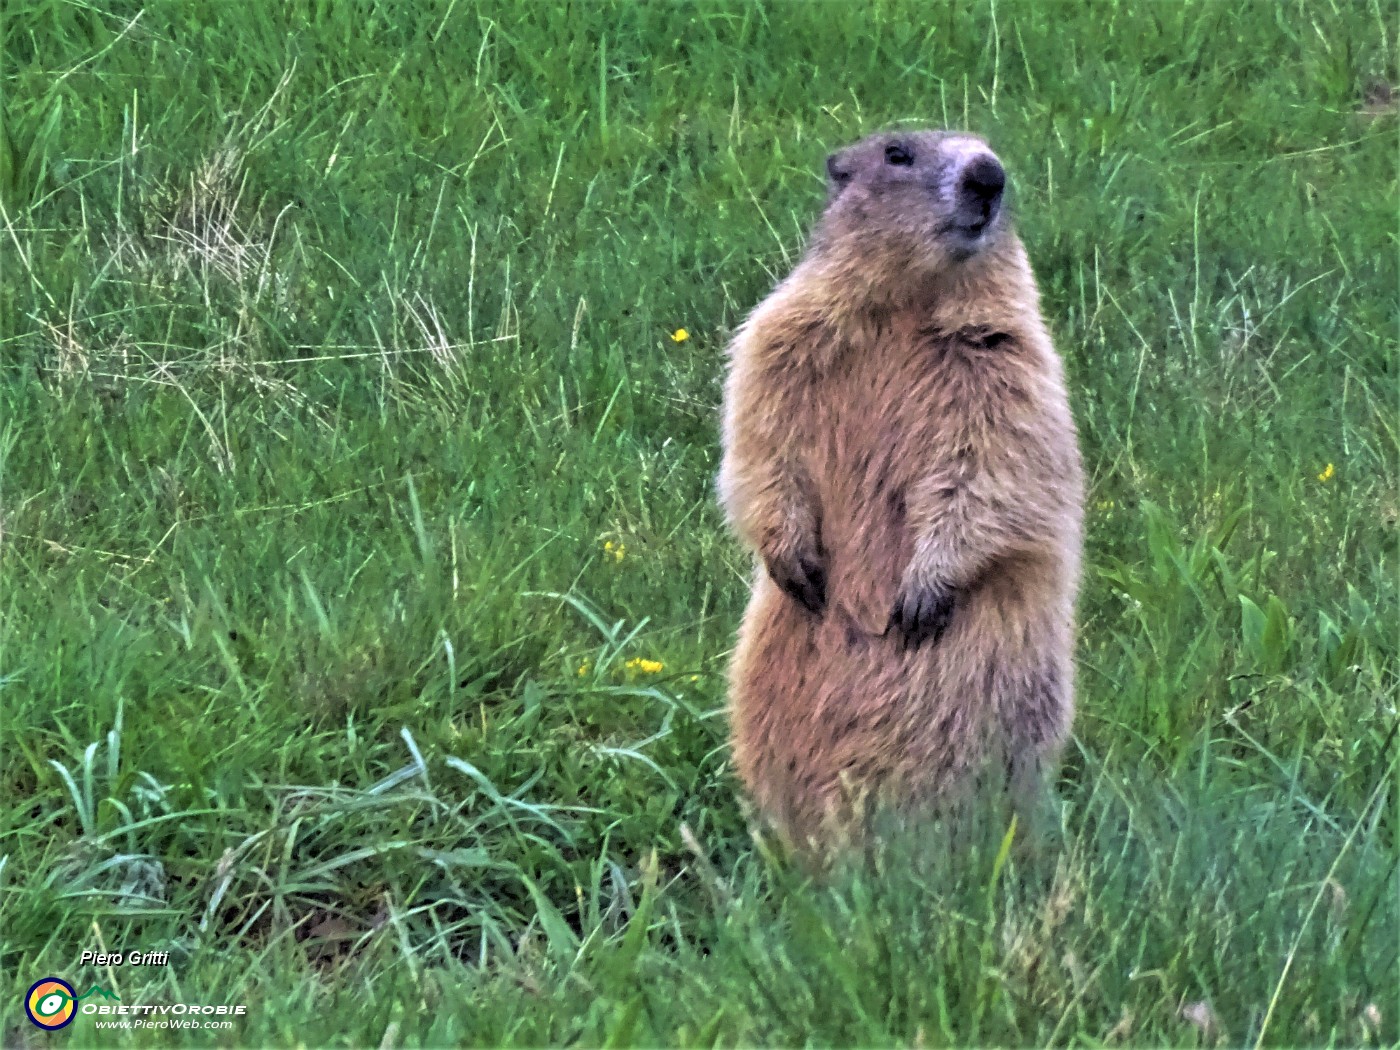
[[2, 0, 1396, 1045]]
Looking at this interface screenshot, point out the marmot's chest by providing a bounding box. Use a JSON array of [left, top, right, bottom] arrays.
[[803, 338, 984, 630], [808, 337, 975, 503]]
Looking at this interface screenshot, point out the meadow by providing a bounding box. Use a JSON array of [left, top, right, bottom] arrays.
[[1, 1, 1396, 1045]]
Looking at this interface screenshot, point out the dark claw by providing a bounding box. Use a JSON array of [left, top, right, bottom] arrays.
[[888, 584, 956, 650], [768, 551, 827, 616]]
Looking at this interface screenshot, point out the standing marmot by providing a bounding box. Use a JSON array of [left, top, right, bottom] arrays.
[[719, 129, 1084, 852]]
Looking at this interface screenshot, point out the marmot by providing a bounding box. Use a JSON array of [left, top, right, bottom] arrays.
[[719, 129, 1084, 852]]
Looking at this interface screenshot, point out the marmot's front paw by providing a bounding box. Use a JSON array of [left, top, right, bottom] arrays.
[[888, 582, 956, 649], [766, 548, 828, 616]]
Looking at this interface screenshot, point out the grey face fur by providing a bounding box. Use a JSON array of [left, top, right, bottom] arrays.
[[819, 130, 1009, 268]]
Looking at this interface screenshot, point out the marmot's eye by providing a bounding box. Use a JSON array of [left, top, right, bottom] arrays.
[[884, 143, 914, 166]]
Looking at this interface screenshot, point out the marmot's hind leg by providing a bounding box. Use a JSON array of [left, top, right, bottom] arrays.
[[999, 655, 1071, 858]]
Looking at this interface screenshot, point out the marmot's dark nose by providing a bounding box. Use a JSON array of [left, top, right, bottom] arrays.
[[957, 154, 1002, 232], [961, 155, 1005, 202]]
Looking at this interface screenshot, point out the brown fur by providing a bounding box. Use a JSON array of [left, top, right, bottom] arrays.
[[719, 130, 1084, 853]]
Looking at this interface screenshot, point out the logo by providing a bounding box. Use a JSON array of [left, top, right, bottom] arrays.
[[24, 979, 120, 1030]]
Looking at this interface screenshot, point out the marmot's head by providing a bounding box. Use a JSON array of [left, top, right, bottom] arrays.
[[816, 130, 1010, 283]]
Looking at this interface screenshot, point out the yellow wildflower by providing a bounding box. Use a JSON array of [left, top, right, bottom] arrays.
[[670, 328, 690, 343], [1317, 463, 1334, 483], [603, 540, 626, 562], [577, 659, 591, 677], [625, 657, 664, 675]]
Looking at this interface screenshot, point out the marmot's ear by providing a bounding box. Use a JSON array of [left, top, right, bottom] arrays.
[[826, 153, 852, 198]]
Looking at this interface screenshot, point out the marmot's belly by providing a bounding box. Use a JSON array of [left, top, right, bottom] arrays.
[[732, 576, 1003, 796], [814, 446, 919, 635], [730, 556, 1067, 840]]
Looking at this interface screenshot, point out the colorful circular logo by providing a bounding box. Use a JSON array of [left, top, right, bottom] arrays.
[[26, 978, 77, 1030]]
